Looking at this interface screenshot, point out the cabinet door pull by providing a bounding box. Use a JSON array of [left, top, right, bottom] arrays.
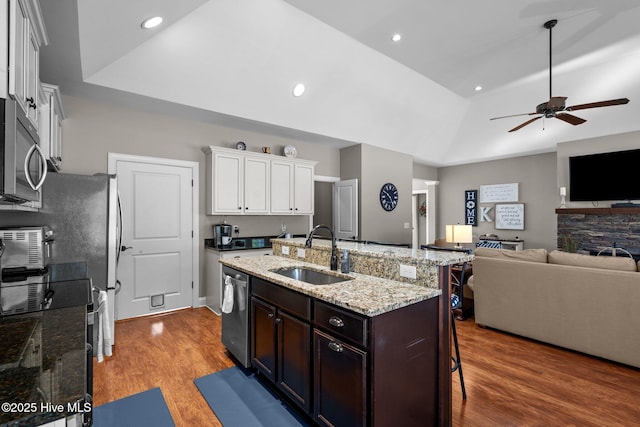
[[328, 341, 343, 353], [275, 318, 282, 324], [267, 313, 274, 319], [328, 316, 344, 328]]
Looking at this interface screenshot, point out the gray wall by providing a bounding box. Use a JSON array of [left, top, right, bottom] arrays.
[[313, 181, 333, 229], [413, 162, 439, 181], [340, 144, 413, 244], [59, 95, 342, 296], [437, 152, 558, 251]]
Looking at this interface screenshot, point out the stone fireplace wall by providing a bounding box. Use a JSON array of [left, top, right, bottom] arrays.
[[556, 208, 640, 254]]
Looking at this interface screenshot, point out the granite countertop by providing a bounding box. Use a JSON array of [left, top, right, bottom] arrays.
[[272, 238, 474, 266], [219, 255, 441, 316]]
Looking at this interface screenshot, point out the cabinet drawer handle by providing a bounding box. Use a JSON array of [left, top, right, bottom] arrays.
[[328, 316, 344, 328], [268, 313, 274, 319], [328, 341, 343, 353]]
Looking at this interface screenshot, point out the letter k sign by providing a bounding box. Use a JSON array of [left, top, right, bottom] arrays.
[[480, 206, 493, 222]]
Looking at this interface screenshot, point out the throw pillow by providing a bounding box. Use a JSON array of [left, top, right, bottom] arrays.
[[548, 250, 637, 272]]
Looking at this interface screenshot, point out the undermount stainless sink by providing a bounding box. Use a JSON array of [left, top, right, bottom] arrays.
[[271, 267, 352, 285]]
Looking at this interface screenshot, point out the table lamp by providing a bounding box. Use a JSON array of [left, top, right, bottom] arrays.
[[445, 224, 473, 249]]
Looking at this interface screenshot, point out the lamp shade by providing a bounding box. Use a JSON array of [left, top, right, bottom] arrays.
[[445, 224, 473, 244]]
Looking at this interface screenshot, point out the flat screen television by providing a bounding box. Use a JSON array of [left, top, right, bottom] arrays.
[[569, 148, 640, 202]]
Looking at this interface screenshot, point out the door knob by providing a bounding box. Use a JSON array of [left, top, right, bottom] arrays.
[[121, 245, 133, 252]]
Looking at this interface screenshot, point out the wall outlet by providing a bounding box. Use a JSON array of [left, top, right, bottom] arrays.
[[297, 248, 306, 258], [281, 246, 290, 255], [404, 222, 411, 229], [399, 264, 417, 279], [233, 225, 240, 234]]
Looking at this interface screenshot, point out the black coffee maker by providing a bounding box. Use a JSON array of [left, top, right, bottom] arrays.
[[213, 224, 233, 248]]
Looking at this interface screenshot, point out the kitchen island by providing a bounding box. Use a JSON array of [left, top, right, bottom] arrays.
[[220, 239, 472, 426]]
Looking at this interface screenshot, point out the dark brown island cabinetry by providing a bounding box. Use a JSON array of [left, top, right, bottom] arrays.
[[250, 276, 439, 427], [251, 277, 312, 413]]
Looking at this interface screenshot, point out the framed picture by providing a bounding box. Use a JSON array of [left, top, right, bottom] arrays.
[[480, 183, 519, 203], [495, 203, 525, 230]]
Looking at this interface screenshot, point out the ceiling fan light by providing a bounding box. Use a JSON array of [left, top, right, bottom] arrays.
[[391, 33, 402, 42]]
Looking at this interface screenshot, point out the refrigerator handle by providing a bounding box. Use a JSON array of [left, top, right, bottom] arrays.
[[116, 191, 123, 263]]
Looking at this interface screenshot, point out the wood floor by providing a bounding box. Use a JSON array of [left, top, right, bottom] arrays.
[[93, 307, 640, 426]]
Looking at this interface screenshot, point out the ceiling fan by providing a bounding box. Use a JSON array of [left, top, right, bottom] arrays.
[[490, 19, 630, 132]]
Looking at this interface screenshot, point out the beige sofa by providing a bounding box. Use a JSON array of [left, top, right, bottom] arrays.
[[468, 247, 640, 368]]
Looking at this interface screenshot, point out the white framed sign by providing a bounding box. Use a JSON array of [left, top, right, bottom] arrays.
[[495, 203, 525, 230], [480, 183, 519, 203]]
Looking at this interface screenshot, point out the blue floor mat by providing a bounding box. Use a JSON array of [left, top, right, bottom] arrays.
[[194, 366, 310, 427], [93, 387, 175, 427]]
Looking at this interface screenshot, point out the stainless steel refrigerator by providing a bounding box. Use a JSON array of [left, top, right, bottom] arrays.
[[0, 172, 120, 347]]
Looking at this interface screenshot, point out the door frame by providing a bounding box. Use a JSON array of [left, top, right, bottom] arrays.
[[108, 152, 200, 311]]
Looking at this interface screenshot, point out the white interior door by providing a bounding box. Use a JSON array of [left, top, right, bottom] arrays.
[[114, 157, 195, 319], [333, 179, 358, 240]]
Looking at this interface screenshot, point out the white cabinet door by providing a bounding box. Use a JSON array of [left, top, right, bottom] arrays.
[[9, 0, 28, 113], [39, 83, 64, 171], [9, 0, 40, 130], [270, 160, 294, 214], [244, 156, 269, 214], [25, 24, 39, 127], [294, 163, 315, 214], [213, 152, 243, 214]]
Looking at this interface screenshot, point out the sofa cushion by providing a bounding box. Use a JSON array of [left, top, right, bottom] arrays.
[[474, 247, 548, 263], [549, 250, 637, 272]]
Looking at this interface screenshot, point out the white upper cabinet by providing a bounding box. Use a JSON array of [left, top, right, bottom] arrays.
[[270, 160, 294, 214], [7, 0, 48, 130], [270, 159, 316, 215], [293, 163, 315, 214], [204, 146, 316, 216], [39, 83, 65, 171], [209, 150, 244, 214], [244, 156, 269, 214]]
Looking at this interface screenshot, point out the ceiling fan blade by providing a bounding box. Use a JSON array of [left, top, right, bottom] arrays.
[[555, 113, 586, 125], [547, 96, 567, 109], [508, 116, 542, 132], [490, 112, 537, 121], [566, 98, 629, 111]]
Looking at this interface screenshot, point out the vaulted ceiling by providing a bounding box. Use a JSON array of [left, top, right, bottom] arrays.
[[38, 0, 640, 166]]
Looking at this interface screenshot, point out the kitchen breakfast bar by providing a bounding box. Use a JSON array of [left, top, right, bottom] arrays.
[[219, 237, 473, 427]]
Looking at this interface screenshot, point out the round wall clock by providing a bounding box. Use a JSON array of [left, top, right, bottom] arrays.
[[379, 182, 399, 211]]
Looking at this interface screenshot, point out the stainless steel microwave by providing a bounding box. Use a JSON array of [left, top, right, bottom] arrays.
[[0, 97, 47, 204]]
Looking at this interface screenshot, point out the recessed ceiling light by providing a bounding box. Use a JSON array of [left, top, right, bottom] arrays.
[[475, 85, 483, 92], [391, 33, 402, 42], [292, 83, 306, 97], [141, 16, 163, 29]]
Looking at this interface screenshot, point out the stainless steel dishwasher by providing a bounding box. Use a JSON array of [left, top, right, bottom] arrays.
[[221, 266, 250, 367]]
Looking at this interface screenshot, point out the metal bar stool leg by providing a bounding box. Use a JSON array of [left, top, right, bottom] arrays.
[[451, 296, 467, 400]]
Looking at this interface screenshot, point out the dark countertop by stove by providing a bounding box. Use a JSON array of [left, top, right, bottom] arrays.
[[0, 262, 92, 426], [204, 234, 306, 252]]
